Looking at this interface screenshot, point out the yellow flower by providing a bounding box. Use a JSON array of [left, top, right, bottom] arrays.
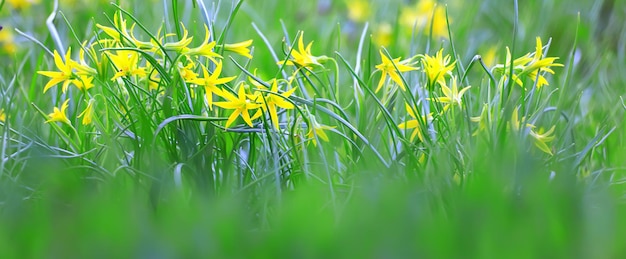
[[163, 23, 194, 53], [0, 28, 18, 54], [189, 62, 236, 110], [510, 106, 532, 133], [46, 99, 71, 125], [496, 37, 563, 89], [421, 48, 455, 85], [481, 45, 499, 68], [38, 48, 95, 93], [96, 12, 132, 44], [398, 103, 432, 142], [78, 99, 95, 125], [246, 69, 268, 90], [530, 126, 556, 155], [106, 50, 147, 80], [37, 49, 75, 93], [223, 40, 253, 59], [375, 49, 419, 92], [306, 117, 335, 146], [470, 103, 491, 136], [345, 0, 371, 23], [253, 79, 297, 130], [0, 109, 6, 122], [97, 12, 155, 50], [71, 75, 95, 92], [505, 47, 533, 69], [177, 62, 199, 82], [399, 0, 448, 38], [372, 23, 393, 47], [430, 76, 471, 112], [509, 107, 555, 155], [214, 85, 262, 128], [128, 24, 159, 51], [522, 37, 563, 88], [76, 41, 100, 75], [279, 32, 322, 68], [5, 0, 40, 10], [182, 25, 222, 61], [498, 47, 532, 87]]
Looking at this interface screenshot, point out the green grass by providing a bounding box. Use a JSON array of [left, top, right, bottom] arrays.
[[0, 0, 625, 257]]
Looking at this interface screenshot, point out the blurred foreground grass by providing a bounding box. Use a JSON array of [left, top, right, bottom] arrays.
[[1, 160, 625, 258], [0, 0, 625, 257]]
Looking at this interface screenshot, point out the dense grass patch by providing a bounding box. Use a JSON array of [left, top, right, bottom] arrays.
[[0, 0, 625, 257]]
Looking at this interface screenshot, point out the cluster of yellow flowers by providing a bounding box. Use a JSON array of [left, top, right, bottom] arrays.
[[344, 0, 449, 46], [493, 37, 564, 89], [37, 12, 252, 128], [3, 0, 136, 10], [32, 5, 563, 153], [0, 0, 158, 55], [37, 12, 336, 146], [0, 27, 17, 54], [376, 48, 469, 143], [3, 0, 40, 10], [375, 37, 562, 155]]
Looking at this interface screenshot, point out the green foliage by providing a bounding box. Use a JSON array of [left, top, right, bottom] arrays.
[[0, 0, 625, 257]]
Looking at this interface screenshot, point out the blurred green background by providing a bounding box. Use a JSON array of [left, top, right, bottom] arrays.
[[1, 0, 625, 258]]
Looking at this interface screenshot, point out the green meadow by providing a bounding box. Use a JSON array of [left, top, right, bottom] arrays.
[[0, 0, 625, 257]]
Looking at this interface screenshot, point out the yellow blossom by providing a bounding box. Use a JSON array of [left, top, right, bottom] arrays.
[[522, 37, 563, 88], [46, 99, 71, 125], [509, 107, 556, 155], [6, 0, 40, 10], [97, 12, 155, 50], [78, 99, 95, 125], [71, 75, 95, 92], [214, 85, 262, 128], [306, 117, 335, 146], [38, 48, 95, 93], [37, 49, 75, 93], [279, 32, 323, 68], [372, 23, 393, 47], [430, 76, 471, 112], [496, 37, 563, 89], [398, 103, 432, 142], [345, 0, 371, 23], [96, 12, 132, 44], [399, 0, 448, 38], [481, 45, 499, 68], [470, 103, 491, 136], [530, 126, 556, 155], [106, 50, 147, 80], [253, 79, 297, 130], [0, 109, 6, 122], [182, 25, 222, 61], [498, 46, 533, 87], [375, 50, 419, 92], [128, 24, 159, 51], [0, 28, 18, 54], [510, 106, 532, 132], [223, 40, 253, 59], [246, 69, 269, 90], [177, 62, 199, 82], [421, 48, 455, 85], [75, 42, 100, 75], [162, 23, 194, 53], [189, 62, 235, 110]]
